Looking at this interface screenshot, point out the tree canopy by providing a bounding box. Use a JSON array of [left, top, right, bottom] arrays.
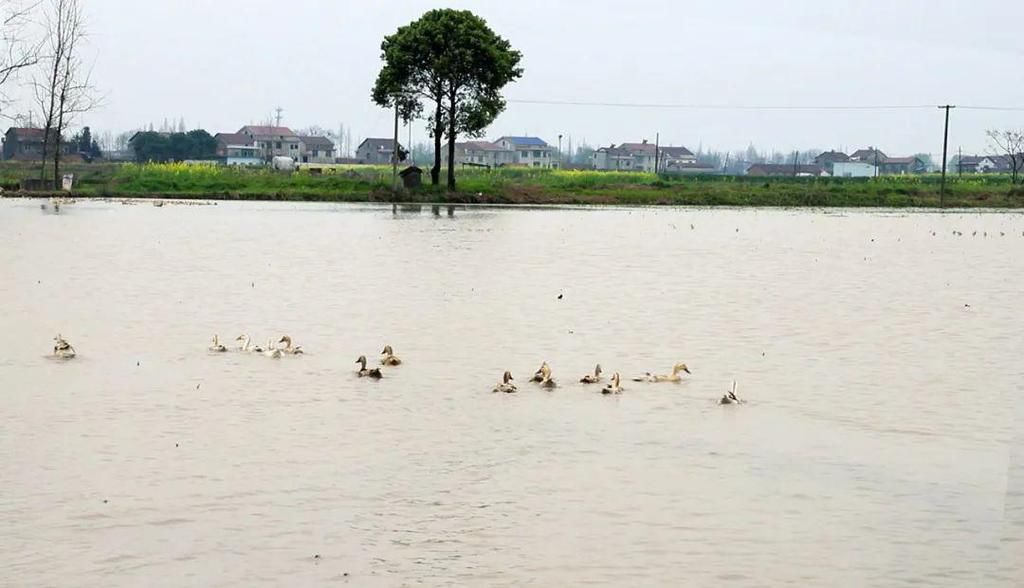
[[131, 129, 217, 163], [372, 9, 522, 189]]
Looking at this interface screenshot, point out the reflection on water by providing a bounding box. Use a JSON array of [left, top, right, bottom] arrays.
[[0, 200, 1021, 587]]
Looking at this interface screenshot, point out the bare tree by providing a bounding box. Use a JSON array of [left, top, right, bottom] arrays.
[[0, 0, 40, 109], [33, 0, 98, 188], [987, 129, 1024, 185]]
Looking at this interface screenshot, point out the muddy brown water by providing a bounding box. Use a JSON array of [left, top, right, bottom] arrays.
[[1, 200, 1021, 586]]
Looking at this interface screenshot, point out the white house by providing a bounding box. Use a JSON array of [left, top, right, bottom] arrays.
[[832, 161, 876, 177], [593, 141, 697, 172], [451, 141, 516, 168], [495, 136, 557, 168]]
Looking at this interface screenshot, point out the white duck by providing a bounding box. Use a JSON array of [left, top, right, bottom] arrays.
[[601, 373, 624, 395], [53, 334, 76, 359], [537, 363, 557, 389], [380, 345, 401, 366], [235, 334, 263, 353], [209, 335, 227, 353], [278, 335, 303, 355], [493, 371, 517, 394], [634, 363, 691, 383], [263, 339, 283, 359], [720, 381, 744, 405]]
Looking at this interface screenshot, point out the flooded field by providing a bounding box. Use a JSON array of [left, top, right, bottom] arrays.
[[1, 199, 1021, 587]]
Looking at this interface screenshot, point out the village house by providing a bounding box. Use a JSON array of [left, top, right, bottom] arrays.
[[494, 136, 556, 168], [592, 145, 633, 171], [593, 141, 700, 173], [3, 127, 72, 161], [745, 163, 825, 177], [213, 133, 261, 166], [238, 125, 301, 160], [298, 135, 335, 164], [832, 161, 876, 177], [355, 138, 405, 164], [813, 151, 850, 175], [451, 141, 516, 168], [849, 148, 887, 165], [659, 146, 701, 173], [954, 154, 1020, 174], [880, 156, 928, 175]]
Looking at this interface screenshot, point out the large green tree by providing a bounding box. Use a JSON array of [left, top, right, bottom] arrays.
[[372, 9, 522, 190]]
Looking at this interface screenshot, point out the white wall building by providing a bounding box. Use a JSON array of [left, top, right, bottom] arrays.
[[832, 161, 877, 177], [495, 136, 557, 168]]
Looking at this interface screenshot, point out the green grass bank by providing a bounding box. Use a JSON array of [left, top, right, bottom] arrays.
[[2, 161, 1023, 208]]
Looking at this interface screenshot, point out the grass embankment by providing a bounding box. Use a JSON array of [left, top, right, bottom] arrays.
[[2, 161, 1022, 208]]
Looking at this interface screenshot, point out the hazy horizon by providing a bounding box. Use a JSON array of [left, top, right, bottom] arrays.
[[7, 0, 1024, 155]]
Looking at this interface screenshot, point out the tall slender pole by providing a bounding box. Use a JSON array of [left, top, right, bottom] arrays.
[[654, 133, 660, 174], [392, 97, 400, 191], [957, 146, 962, 177], [939, 104, 955, 207]]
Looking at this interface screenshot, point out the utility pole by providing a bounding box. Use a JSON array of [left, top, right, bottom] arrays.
[[558, 134, 563, 169], [392, 96, 400, 191], [274, 106, 284, 127], [654, 133, 660, 174], [793, 150, 800, 176], [958, 146, 962, 177], [939, 104, 955, 207], [873, 146, 879, 178]]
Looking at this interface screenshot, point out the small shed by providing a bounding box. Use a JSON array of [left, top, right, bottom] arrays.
[[399, 166, 423, 189]]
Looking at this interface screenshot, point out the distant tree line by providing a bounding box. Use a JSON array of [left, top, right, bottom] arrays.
[[131, 130, 217, 163]]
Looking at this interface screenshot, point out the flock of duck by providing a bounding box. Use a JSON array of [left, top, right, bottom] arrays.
[[494, 361, 744, 405], [51, 335, 744, 405]]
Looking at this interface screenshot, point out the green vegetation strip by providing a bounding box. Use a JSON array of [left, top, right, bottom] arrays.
[[2, 162, 1022, 208]]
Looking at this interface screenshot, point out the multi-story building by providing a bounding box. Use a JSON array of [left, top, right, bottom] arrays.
[[451, 141, 516, 168], [238, 125, 301, 161], [494, 136, 557, 168], [356, 138, 405, 164]]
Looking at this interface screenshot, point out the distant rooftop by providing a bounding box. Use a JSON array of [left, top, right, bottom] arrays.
[[497, 136, 549, 147]]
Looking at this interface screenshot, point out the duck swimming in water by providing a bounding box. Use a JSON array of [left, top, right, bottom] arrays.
[[235, 334, 263, 353], [263, 339, 283, 359], [278, 335, 303, 355], [601, 373, 624, 395], [380, 345, 402, 366], [209, 335, 227, 353], [53, 334, 76, 359], [720, 381, 743, 405], [633, 363, 691, 383], [580, 364, 603, 384], [537, 363, 557, 389], [356, 356, 383, 379], [530, 362, 549, 383], [493, 371, 517, 394]]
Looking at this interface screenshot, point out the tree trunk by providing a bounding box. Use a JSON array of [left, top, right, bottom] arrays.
[[446, 108, 457, 191], [430, 102, 442, 186]]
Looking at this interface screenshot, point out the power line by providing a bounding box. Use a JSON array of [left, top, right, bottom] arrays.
[[506, 99, 1024, 112]]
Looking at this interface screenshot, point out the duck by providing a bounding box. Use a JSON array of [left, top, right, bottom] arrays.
[[720, 381, 743, 405], [537, 363, 557, 389], [633, 363, 691, 383], [530, 362, 549, 383], [580, 364, 603, 384], [263, 339, 283, 359], [53, 334, 76, 359], [278, 335, 303, 355], [235, 334, 263, 353], [356, 355, 383, 379], [209, 335, 227, 353], [601, 373, 624, 395], [493, 371, 517, 394], [380, 345, 402, 366]]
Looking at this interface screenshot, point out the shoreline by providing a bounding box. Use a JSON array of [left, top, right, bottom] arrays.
[[6, 190, 1024, 212]]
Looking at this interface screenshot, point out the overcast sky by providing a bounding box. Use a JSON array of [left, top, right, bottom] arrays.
[[27, 0, 1024, 154]]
